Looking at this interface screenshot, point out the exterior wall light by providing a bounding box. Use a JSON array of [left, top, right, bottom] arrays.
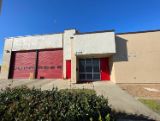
[[5, 50, 10, 53], [70, 36, 74, 39]]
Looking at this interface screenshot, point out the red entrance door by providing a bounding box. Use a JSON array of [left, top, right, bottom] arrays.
[[100, 58, 110, 80], [66, 60, 71, 79]]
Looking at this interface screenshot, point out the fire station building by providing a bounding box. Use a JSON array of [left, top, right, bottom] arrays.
[[1, 29, 160, 84]]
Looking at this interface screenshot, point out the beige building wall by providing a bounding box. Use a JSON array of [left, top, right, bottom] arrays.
[[109, 57, 116, 83], [113, 31, 160, 83]]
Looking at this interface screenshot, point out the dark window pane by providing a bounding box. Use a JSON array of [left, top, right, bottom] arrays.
[[86, 59, 92, 65], [79, 66, 85, 72], [93, 66, 99, 72], [79, 60, 85, 66], [86, 74, 92, 80], [50, 66, 55, 69], [93, 59, 99, 66], [93, 74, 100, 80], [57, 66, 62, 69], [38, 66, 43, 69], [79, 74, 85, 79], [86, 66, 92, 72], [44, 66, 49, 69]]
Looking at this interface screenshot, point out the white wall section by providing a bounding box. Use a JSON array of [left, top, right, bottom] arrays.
[[73, 32, 116, 56], [12, 34, 63, 51]]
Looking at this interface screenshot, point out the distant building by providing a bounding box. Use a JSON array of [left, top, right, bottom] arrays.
[[1, 29, 160, 84]]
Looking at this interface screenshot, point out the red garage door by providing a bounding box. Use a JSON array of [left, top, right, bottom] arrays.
[[37, 49, 63, 79], [9, 51, 36, 79]]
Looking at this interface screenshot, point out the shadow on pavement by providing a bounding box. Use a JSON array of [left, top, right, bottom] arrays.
[[112, 111, 156, 121]]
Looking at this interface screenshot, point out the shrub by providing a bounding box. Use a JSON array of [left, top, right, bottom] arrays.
[[0, 86, 113, 121], [60, 89, 96, 95]]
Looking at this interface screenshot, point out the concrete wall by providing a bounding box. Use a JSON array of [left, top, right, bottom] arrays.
[[113, 31, 160, 83], [12, 34, 63, 51], [63, 30, 76, 79], [73, 32, 116, 56], [71, 31, 116, 83], [71, 49, 77, 83], [1, 38, 13, 79]]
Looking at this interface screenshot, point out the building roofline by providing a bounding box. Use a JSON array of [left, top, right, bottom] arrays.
[[5, 29, 115, 39], [5, 32, 63, 40], [76, 29, 115, 35], [116, 29, 160, 35], [5, 29, 160, 40], [64, 28, 77, 31]]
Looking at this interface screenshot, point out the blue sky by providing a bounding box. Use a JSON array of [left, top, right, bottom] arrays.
[[0, 0, 160, 64]]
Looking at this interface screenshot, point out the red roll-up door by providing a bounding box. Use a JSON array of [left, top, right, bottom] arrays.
[[66, 60, 71, 79], [37, 49, 63, 79], [9, 51, 36, 79], [100, 58, 110, 80]]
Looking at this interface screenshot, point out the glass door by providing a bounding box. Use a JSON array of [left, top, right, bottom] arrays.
[[79, 58, 100, 81]]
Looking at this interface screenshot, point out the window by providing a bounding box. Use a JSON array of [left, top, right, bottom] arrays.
[[79, 60, 85, 66], [86, 59, 92, 65], [86, 74, 92, 80], [79, 58, 100, 81], [79, 74, 85, 79], [93, 74, 100, 80], [93, 66, 99, 72], [93, 59, 99, 65], [79, 66, 85, 72], [86, 66, 92, 72]]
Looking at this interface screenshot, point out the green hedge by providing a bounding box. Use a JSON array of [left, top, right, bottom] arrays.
[[60, 89, 96, 95], [0, 87, 113, 121]]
